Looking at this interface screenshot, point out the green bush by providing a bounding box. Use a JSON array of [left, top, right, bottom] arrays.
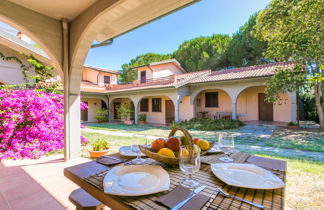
[[90, 138, 109, 151], [300, 91, 319, 123], [116, 103, 133, 121], [95, 109, 108, 123], [139, 114, 146, 122], [287, 121, 299, 126], [170, 118, 244, 131]]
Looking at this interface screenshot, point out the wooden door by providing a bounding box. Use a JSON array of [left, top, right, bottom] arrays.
[[140, 71, 146, 83], [258, 93, 273, 121], [81, 102, 88, 121], [165, 100, 175, 124], [113, 102, 121, 119]]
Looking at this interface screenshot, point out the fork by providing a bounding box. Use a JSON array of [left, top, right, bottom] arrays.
[[215, 187, 265, 209]]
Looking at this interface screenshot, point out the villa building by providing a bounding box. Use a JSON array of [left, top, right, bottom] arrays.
[[80, 59, 297, 125], [0, 29, 297, 125]]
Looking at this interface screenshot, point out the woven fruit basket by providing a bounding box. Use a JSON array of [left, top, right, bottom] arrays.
[[139, 127, 214, 166]]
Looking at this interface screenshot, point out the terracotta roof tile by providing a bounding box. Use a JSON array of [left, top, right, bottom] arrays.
[[190, 62, 295, 84], [80, 80, 106, 93], [84, 66, 119, 74]]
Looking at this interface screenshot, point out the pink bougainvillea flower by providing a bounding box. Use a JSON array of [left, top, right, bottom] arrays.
[[0, 89, 88, 160]]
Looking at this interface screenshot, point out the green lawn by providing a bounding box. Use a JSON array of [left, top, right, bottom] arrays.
[[253, 153, 324, 209], [82, 131, 324, 210], [84, 123, 324, 153]]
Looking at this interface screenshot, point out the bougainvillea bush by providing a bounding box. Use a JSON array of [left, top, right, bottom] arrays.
[[0, 89, 87, 160]]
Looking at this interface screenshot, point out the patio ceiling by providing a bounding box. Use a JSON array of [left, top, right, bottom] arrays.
[[7, 0, 97, 20], [6, 0, 197, 42], [0, 0, 199, 160]]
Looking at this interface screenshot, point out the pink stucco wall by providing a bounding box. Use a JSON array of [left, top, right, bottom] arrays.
[[194, 89, 232, 118], [81, 98, 102, 122], [82, 67, 117, 85], [236, 86, 291, 122], [138, 96, 174, 125], [180, 96, 194, 121], [137, 63, 184, 80]]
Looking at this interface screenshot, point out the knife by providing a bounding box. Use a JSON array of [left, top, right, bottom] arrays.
[[171, 185, 206, 210]]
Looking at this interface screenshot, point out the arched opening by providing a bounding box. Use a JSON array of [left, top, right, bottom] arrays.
[[138, 96, 175, 125], [236, 86, 291, 123], [80, 98, 108, 122], [110, 98, 135, 122], [194, 89, 232, 120]]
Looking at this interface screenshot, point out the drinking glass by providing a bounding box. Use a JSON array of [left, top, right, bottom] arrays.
[[218, 134, 235, 162], [131, 135, 146, 165], [179, 145, 201, 188]]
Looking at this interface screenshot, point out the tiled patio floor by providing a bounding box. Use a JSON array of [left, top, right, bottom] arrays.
[[0, 155, 91, 210]]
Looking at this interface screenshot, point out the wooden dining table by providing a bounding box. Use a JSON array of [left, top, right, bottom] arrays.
[[64, 152, 286, 210]]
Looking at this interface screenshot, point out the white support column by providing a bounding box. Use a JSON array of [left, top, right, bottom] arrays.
[[132, 98, 140, 124], [134, 102, 139, 124], [174, 98, 180, 122], [65, 94, 81, 159], [231, 102, 237, 120], [288, 91, 297, 122]]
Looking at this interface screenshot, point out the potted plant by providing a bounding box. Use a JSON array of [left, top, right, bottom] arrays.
[[287, 121, 299, 129], [116, 103, 133, 125], [138, 114, 146, 125], [88, 138, 110, 158], [95, 109, 108, 123]]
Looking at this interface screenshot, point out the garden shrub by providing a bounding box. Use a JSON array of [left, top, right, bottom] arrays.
[[0, 89, 87, 160], [170, 118, 244, 131], [95, 109, 108, 123]]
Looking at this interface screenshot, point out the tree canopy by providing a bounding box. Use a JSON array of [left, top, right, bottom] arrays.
[[225, 13, 267, 67], [254, 0, 324, 128], [173, 34, 231, 72]]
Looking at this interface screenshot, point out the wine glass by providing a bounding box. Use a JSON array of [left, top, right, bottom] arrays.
[[131, 135, 146, 165], [179, 145, 201, 188], [218, 134, 235, 162]]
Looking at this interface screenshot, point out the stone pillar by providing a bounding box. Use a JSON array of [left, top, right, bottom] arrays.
[[63, 19, 80, 161], [64, 93, 81, 160]]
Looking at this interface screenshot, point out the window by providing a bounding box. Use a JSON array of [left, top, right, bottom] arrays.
[[104, 76, 110, 84], [152, 98, 161, 112], [205, 92, 218, 107], [140, 71, 146, 83], [140, 98, 149, 112]]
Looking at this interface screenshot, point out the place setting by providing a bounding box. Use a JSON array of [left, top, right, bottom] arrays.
[[84, 127, 286, 210]]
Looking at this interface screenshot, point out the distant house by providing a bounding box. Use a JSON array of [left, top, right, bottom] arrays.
[[81, 59, 297, 124]]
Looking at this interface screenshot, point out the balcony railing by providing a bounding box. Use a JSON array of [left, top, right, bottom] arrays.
[[106, 75, 175, 90]]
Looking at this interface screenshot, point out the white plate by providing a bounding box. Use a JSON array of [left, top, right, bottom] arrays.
[[103, 165, 170, 196], [211, 163, 285, 189], [119, 146, 145, 157]]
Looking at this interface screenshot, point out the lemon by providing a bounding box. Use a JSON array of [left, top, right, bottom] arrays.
[[196, 139, 210, 150], [157, 148, 176, 158], [181, 148, 189, 157]]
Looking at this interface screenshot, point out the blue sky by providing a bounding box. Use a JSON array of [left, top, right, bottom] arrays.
[[85, 0, 270, 70], [0, 0, 270, 70]]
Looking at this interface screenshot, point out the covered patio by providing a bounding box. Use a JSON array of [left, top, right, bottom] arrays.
[[0, 0, 198, 161], [0, 1, 199, 209]]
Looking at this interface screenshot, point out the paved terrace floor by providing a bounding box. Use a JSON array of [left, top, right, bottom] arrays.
[[0, 155, 91, 210]]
